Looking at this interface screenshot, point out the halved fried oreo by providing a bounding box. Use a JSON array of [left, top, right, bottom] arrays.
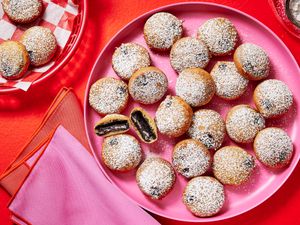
[[130, 107, 158, 143], [94, 114, 130, 137]]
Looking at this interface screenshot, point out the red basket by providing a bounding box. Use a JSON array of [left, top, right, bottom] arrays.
[[269, 0, 300, 39], [0, 0, 88, 93]]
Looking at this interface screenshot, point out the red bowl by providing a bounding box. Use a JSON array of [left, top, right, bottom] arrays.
[[0, 0, 88, 93]]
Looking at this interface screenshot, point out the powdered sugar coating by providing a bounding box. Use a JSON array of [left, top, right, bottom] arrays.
[[254, 128, 293, 168], [155, 95, 193, 137], [175, 68, 215, 107], [0, 41, 29, 79], [20, 26, 57, 66], [170, 37, 210, 73], [183, 176, 225, 217], [89, 77, 129, 115], [211, 61, 248, 100], [172, 139, 211, 178], [112, 43, 151, 80], [234, 43, 270, 80], [102, 134, 142, 171], [188, 109, 225, 150], [136, 157, 176, 199], [213, 146, 256, 185], [197, 17, 238, 56], [226, 105, 265, 143], [129, 67, 168, 104], [2, 0, 42, 23], [144, 12, 183, 50], [254, 79, 293, 118]]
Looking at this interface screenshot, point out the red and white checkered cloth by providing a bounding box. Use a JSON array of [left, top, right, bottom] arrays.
[[0, 0, 79, 91]]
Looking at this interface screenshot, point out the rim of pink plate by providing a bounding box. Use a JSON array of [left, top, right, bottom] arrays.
[[84, 2, 300, 222]]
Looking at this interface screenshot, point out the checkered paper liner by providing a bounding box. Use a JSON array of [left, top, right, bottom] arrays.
[[0, 0, 79, 91]]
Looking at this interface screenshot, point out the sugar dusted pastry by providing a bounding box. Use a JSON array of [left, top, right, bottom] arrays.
[[213, 146, 256, 185], [183, 176, 225, 217], [2, 0, 43, 24], [144, 12, 183, 51], [188, 109, 225, 150], [234, 43, 270, 80], [129, 66, 168, 104], [170, 37, 210, 73], [254, 128, 293, 168], [175, 68, 215, 107], [20, 26, 57, 66], [155, 95, 193, 137], [172, 139, 211, 178], [226, 105, 265, 143], [210, 61, 248, 100], [89, 77, 129, 115], [253, 79, 293, 118], [112, 43, 151, 80], [102, 134, 142, 171], [136, 157, 176, 199], [197, 17, 238, 56], [0, 41, 29, 80]]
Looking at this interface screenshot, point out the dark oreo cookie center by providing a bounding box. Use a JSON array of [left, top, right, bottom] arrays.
[[95, 120, 129, 136], [131, 110, 156, 143]]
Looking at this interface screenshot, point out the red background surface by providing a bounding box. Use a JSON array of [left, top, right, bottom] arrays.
[[0, 0, 299, 224]]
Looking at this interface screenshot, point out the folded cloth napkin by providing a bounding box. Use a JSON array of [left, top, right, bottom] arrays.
[[0, 88, 90, 196], [0, 88, 159, 225]]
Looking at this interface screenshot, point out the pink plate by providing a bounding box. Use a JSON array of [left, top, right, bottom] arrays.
[[84, 2, 300, 222]]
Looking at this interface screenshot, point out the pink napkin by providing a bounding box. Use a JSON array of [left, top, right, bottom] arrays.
[[8, 125, 159, 225]]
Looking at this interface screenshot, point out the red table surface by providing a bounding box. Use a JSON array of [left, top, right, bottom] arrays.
[[0, 0, 299, 224]]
